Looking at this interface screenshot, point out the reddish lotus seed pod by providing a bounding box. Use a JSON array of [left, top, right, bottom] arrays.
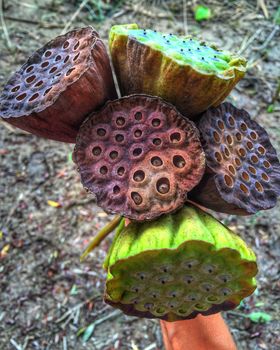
[[0, 27, 117, 143], [73, 94, 205, 221], [190, 102, 280, 215]]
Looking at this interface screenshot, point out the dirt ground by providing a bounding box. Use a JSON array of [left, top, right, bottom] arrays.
[[0, 0, 280, 349]]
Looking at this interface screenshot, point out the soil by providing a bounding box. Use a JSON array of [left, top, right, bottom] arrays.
[[0, 0, 280, 349]]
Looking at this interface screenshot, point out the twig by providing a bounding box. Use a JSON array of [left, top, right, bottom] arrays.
[[183, 0, 188, 35], [4, 15, 63, 28], [238, 28, 262, 55], [0, 0, 12, 49], [257, 0, 269, 19], [10, 339, 22, 350], [253, 25, 279, 51], [61, 0, 89, 34]]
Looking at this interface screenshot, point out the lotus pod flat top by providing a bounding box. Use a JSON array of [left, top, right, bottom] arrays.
[[73, 94, 205, 221], [199, 102, 280, 213], [109, 24, 246, 118], [109, 24, 246, 79], [0, 27, 100, 118], [104, 205, 257, 321]]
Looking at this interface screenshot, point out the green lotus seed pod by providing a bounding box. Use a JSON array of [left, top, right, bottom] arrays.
[[109, 24, 247, 119], [104, 205, 257, 321]]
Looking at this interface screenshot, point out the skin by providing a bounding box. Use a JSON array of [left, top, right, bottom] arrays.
[[161, 314, 237, 350]]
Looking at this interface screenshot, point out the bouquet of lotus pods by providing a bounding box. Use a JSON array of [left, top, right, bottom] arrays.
[[1, 24, 280, 322]]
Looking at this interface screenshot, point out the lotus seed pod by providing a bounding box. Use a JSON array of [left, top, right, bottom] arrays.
[[0, 27, 117, 143], [190, 102, 280, 215], [73, 94, 205, 221], [104, 205, 258, 322], [109, 24, 246, 119]]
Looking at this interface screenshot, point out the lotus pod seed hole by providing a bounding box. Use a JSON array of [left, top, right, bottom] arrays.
[[250, 131, 258, 140], [55, 55, 62, 61], [240, 183, 249, 194], [207, 296, 219, 302], [44, 87, 52, 96], [258, 146, 266, 155], [92, 146, 102, 156], [248, 166, 256, 175], [261, 173, 269, 181], [113, 185, 120, 194], [131, 192, 143, 205], [97, 128, 106, 137], [215, 152, 222, 163], [133, 170, 145, 182], [221, 288, 232, 296], [11, 86, 20, 92], [41, 61, 49, 68], [35, 81, 43, 87], [116, 116, 125, 126], [213, 131, 220, 143], [263, 160, 271, 168], [224, 175, 233, 187], [44, 50, 52, 57], [134, 111, 142, 121], [240, 123, 247, 132], [251, 155, 259, 164], [100, 166, 108, 175], [74, 41, 80, 50], [152, 118, 161, 127], [110, 150, 119, 159], [226, 135, 233, 145], [228, 116, 235, 126], [247, 141, 253, 150], [217, 120, 225, 130], [242, 171, 250, 182], [184, 275, 194, 284], [255, 181, 263, 192], [73, 53, 80, 61], [115, 134, 124, 143], [173, 155, 186, 168], [151, 156, 163, 167], [228, 165, 236, 175], [16, 93, 27, 101], [156, 178, 170, 194], [63, 41, 70, 49], [66, 68, 75, 76], [64, 55, 70, 63], [26, 65, 34, 73], [224, 147, 230, 158], [235, 157, 241, 167], [134, 130, 142, 138], [153, 138, 162, 146], [235, 132, 242, 142], [117, 167, 125, 176], [26, 75, 36, 84], [50, 67, 58, 74], [132, 148, 142, 157], [238, 148, 246, 158], [170, 132, 181, 143], [29, 93, 39, 102]]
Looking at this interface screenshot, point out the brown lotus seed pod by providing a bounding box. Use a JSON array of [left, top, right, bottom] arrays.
[[73, 94, 205, 221], [0, 27, 117, 143], [190, 102, 280, 215]]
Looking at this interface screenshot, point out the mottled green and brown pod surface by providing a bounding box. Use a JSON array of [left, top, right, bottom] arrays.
[[109, 24, 246, 119], [0, 27, 117, 143], [190, 102, 280, 215], [104, 205, 257, 321], [73, 95, 205, 221]]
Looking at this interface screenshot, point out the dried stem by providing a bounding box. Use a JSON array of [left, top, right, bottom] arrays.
[[80, 215, 122, 261]]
